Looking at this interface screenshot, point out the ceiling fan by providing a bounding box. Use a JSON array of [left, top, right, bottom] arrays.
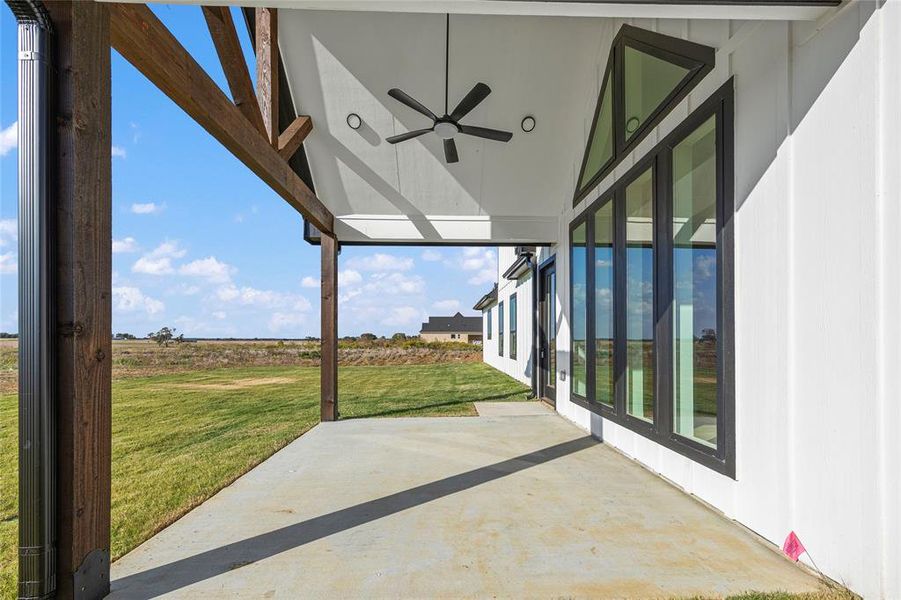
[[386, 14, 513, 164]]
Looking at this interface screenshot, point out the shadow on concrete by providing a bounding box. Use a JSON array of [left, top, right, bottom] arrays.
[[111, 435, 597, 598]]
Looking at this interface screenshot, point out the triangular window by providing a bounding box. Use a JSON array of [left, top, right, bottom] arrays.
[[575, 26, 714, 204]]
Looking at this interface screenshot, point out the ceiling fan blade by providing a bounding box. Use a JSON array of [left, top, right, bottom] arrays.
[[386, 128, 432, 144], [450, 82, 491, 122], [444, 138, 459, 163], [388, 88, 439, 122], [459, 124, 513, 142]]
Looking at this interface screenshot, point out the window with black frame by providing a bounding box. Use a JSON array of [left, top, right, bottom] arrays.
[[498, 302, 504, 357], [486, 309, 492, 340], [510, 293, 518, 360], [569, 79, 734, 476], [574, 26, 714, 205]]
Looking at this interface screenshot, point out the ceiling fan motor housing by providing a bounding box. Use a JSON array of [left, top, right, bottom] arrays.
[[434, 120, 460, 139]]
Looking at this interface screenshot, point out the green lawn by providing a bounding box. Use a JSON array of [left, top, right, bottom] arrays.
[[0, 362, 529, 597]]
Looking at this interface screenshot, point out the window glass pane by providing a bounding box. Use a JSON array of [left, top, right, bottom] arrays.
[[548, 272, 556, 379], [510, 295, 517, 359], [571, 223, 588, 397], [672, 115, 718, 447], [625, 168, 654, 422], [487, 310, 492, 339], [580, 69, 614, 189], [594, 201, 614, 407], [624, 45, 689, 141]]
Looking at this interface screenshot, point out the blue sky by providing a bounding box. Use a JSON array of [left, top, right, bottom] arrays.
[[0, 5, 496, 338]]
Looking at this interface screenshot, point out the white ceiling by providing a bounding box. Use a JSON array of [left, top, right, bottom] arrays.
[[280, 9, 616, 243]]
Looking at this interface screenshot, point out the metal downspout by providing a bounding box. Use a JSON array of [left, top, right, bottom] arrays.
[[7, 1, 56, 598], [528, 255, 538, 399]]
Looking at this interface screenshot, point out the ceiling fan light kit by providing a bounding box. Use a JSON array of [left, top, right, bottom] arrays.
[[346, 113, 362, 130], [385, 14, 513, 164]]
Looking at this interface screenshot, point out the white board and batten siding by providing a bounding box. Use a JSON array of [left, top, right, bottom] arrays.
[[481, 247, 534, 387], [550, 4, 900, 599]]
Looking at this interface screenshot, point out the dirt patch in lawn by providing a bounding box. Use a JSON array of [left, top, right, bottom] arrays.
[[169, 377, 297, 390]]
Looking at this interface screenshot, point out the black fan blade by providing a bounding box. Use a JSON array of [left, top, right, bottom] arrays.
[[459, 124, 513, 142], [449, 82, 491, 122], [386, 128, 432, 144], [388, 88, 438, 122], [443, 138, 459, 163]]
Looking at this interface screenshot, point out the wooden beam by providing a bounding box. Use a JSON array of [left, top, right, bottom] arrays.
[[46, 2, 113, 598], [321, 233, 338, 422], [256, 7, 279, 147], [278, 115, 313, 161], [202, 5, 267, 138], [109, 3, 333, 234]]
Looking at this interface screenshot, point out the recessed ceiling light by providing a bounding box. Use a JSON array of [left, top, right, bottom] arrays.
[[347, 113, 362, 130], [521, 116, 536, 133]]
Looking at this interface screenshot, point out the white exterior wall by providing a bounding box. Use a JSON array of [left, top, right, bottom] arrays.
[[481, 247, 534, 387], [549, 4, 900, 599]]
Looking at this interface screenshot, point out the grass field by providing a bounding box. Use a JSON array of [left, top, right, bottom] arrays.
[[0, 338, 526, 598]]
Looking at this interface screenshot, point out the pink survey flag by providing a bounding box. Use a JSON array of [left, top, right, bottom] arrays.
[[782, 531, 806, 561]]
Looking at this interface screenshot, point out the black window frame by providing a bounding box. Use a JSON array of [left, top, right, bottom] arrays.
[[569, 78, 735, 478], [574, 25, 715, 207], [498, 301, 505, 357]]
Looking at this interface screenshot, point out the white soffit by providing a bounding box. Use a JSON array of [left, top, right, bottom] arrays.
[[280, 9, 614, 243]]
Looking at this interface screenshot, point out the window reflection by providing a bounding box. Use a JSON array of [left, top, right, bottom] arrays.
[[625, 168, 654, 422], [594, 201, 614, 407], [572, 223, 588, 397], [672, 115, 718, 447]]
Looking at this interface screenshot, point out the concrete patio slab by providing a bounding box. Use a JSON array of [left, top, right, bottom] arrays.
[[109, 411, 824, 599], [473, 400, 554, 416]]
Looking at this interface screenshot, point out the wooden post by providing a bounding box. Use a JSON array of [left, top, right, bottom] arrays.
[[255, 7, 279, 147], [46, 2, 113, 598], [321, 233, 338, 421]]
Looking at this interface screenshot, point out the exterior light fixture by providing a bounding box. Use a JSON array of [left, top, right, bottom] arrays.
[[346, 113, 362, 130], [521, 115, 536, 133]]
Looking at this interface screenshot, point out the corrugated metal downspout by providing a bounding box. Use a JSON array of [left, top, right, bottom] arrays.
[[8, 1, 56, 598]]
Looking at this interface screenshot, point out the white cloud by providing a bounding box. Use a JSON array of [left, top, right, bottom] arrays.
[[421, 249, 442, 262], [450, 248, 497, 286], [112, 237, 138, 253], [366, 272, 424, 295], [215, 284, 311, 311], [212, 311, 227, 320], [381, 306, 422, 327], [112, 145, 127, 158], [132, 241, 185, 275], [301, 276, 318, 288], [0, 122, 16, 156], [131, 202, 164, 215], [432, 299, 461, 312], [347, 253, 413, 272], [268, 312, 306, 332], [339, 269, 362, 286], [0, 252, 16, 275], [112, 286, 164, 315], [0, 219, 16, 247], [179, 256, 234, 283], [338, 288, 363, 305]]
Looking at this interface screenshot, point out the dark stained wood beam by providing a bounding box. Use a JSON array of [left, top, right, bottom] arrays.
[[201, 5, 267, 138], [321, 233, 338, 422], [45, 2, 113, 597], [278, 115, 313, 161], [255, 7, 279, 147], [109, 3, 333, 234]]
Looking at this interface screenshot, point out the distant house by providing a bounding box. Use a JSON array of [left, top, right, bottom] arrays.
[[419, 312, 482, 343]]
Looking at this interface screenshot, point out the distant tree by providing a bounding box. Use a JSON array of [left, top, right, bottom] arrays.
[[391, 332, 407, 341], [0, 332, 18, 339], [359, 332, 377, 341], [699, 328, 717, 343], [113, 332, 136, 340], [148, 327, 176, 347]]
